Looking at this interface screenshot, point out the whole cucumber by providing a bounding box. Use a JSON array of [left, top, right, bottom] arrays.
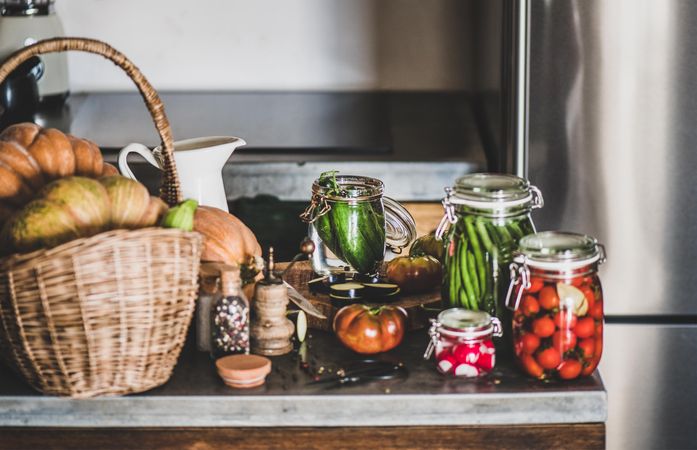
[[332, 202, 381, 274]]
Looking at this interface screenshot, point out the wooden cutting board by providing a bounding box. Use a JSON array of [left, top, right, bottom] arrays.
[[278, 261, 441, 331]]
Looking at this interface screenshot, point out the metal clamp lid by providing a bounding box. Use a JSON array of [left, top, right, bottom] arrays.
[[435, 176, 544, 240], [505, 260, 531, 311], [435, 187, 457, 240]]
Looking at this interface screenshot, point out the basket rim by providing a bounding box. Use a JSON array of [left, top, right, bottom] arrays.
[[0, 228, 202, 269]]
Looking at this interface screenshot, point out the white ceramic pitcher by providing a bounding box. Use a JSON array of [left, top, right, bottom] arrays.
[[118, 136, 245, 212]]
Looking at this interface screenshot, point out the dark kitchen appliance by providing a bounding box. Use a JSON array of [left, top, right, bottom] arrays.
[[0, 55, 42, 128], [0, 0, 69, 105]]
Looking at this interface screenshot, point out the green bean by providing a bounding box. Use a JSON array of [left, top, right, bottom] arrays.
[[458, 287, 468, 309], [447, 238, 459, 307], [521, 220, 536, 235], [465, 217, 487, 301], [458, 236, 477, 310], [474, 217, 495, 253], [497, 223, 514, 244], [507, 220, 524, 241], [467, 250, 480, 299]]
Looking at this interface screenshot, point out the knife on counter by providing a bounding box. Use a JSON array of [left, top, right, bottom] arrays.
[[285, 281, 326, 319]]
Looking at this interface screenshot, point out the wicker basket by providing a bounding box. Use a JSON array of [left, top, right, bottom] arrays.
[[0, 38, 202, 398]]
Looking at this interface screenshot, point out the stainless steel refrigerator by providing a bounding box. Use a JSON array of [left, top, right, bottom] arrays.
[[503, 1, 697, 448]]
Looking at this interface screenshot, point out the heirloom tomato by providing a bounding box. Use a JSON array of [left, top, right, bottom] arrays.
[[333, 304, 407, 354]]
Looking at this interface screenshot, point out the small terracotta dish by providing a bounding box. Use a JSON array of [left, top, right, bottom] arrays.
[[215, 354, 272, 389]]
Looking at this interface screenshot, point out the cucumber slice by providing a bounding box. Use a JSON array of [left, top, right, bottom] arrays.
[[296, 310, 308, 343], [308, 276, 330, 294], [353, 273, 381, 284], [330, 282, 366, 299], [363, 283, 400, 297]]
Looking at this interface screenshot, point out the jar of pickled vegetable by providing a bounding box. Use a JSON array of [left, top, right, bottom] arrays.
[[423, 308, 503, 377], [301, 171, 416, 276], [506, 232, 606, 380], [437, 173, 544, 320]]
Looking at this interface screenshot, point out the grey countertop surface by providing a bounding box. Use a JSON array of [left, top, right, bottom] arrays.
[[0, 329, 606, 428]]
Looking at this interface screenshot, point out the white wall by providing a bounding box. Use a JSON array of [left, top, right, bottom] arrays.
[[55, 0, 473, 92]]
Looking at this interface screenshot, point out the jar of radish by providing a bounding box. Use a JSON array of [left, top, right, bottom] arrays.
[[424, 308, 502, 377], [506, 232, 606, 380]]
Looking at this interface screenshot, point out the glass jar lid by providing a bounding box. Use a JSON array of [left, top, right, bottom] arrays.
[[516, 231, 606, 270], [449, 173, 544, 209], [436, 308, 501, 338], [384, 197, 416, 251]]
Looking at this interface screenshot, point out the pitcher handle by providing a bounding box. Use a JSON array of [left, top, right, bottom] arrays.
[[118, 142, 161, 180]]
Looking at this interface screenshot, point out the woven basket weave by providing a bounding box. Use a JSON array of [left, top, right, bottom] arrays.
[[0, 38, 202, 397]]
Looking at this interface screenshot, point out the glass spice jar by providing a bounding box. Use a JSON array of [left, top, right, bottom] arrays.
[[424, 308, 503, 377], [437, 173, 544, 322], [506, 232, 606, 380], [211, 267, 250, 360], [301, 172, 416, 276]]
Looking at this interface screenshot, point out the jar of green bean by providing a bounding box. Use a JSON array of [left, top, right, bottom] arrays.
[[437, 174, 544, 322]]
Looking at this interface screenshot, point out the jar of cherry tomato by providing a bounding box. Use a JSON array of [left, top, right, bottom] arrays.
[[424, 308, 503, 377], [506, 232, 606, 380]]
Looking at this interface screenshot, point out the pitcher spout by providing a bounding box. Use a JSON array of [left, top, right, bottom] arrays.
[[207, 136, 246, 168]]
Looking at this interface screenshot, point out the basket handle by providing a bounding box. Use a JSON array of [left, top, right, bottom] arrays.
[[0, 37, 182, 206]]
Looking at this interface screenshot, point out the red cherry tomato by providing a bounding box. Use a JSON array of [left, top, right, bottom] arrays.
[[521, 295, 540, 317], [520, 354, 544, 378], [578, 338, 595, 359], [581, 286, 596, 310], [532, 316, 556, 338], [594, 336, 604, 360], [554, 310, 578, 329], [574, 317, 595, 339], [558, 359, 582, 380], [520, 333, 541, 354], [527, 278, 545, 293], [572, 276, 594, 287], [571, 276, 585, 287], [553, 330, 577, 352], [536, 347, 562, 370], [538, 286, 560, 310], [582, 361, 597, 376], [590, 301, 604, 320]]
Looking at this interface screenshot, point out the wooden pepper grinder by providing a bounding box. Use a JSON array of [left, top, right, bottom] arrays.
[[251, 247, 294, 356]]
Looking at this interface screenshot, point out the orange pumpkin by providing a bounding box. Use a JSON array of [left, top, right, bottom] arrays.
[[0, 122, 106, 205], [193, 206, 262, 264]]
